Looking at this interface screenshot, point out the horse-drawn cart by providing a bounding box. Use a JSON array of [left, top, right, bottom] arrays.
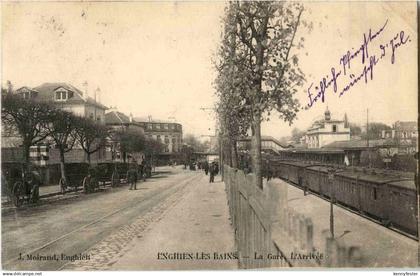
[[2, 162, 40, 207]]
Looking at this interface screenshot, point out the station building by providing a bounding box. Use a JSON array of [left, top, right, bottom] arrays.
[[302, 108, 350, 149]]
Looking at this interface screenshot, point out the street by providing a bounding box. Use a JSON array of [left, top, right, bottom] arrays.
[[2, 166, 207, 271]]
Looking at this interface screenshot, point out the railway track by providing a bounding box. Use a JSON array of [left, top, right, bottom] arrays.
[[3, 172, 203, 270], [279, 176, 419, 242]]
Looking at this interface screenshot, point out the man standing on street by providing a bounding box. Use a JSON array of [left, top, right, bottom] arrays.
[[204, 161, 209, 175], [127, 164, 138, 190], [209, 162, 215, 183]]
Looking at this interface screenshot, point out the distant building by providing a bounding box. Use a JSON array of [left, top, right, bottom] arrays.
[[393, 121, 418, 144], [6, 83, 109, 166], [15, 82, 107, 124], [135, 118, 183, 164], [381, 121, 418, 146], [105, 109, 145, 162], [105, 109, 144, 134], [303, 108, 350, 149]]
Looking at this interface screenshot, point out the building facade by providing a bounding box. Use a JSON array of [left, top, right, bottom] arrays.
[[105, 109, 145, 162], [15, 83, 107, 123], [135, 119, 183, 154], [9, 83, 109, 165], [303, 108, 350, 149]]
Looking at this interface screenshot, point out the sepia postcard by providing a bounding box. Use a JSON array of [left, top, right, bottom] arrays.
[[0, 0, 418, 274]]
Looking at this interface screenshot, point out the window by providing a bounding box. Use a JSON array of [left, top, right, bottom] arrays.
[[332, 125, 337, 132], [373, 187, 377, 200], [170, 124, 174, 130], [89, 113, 94, 120], [157, 135, 161, 142], [21, 92, 31, 99], [147, 124, 152, 130], [164, 135, 169, 144], [96, 116, 101, 122], [164, 124, 169, 130], [156, 124, 161, 130], [55, 91, 67, 101]]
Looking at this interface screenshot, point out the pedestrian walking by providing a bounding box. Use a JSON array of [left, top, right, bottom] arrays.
[[139, 160, 146, 182], [127, 165, 138, 190], [204, 161, 209, 175], [214, 162, 219, 175], [209, 162, 216, 183]]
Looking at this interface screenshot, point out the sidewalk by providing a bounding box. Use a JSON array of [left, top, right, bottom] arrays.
[[284, 180, 418, 267], [111, 173, 238, 270]]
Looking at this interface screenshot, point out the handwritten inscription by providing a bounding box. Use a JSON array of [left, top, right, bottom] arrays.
[[306, 19, 411, 108]]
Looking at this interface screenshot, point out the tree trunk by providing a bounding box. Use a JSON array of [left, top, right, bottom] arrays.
[[59, 148, 67, 184], [22, 141, 31, 171], [219, 133, 224, 180], [225, 138, 233, 167], [87, 152, 91, 165], [251, 113, 263, 189], [231, 139, 238, 169]]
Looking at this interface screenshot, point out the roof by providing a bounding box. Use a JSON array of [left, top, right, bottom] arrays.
[[27, 82, 108, 110], [237, 135, 290, 148], [105, 111, 131, 125], [285, 148, 344, 154], [133, 117, 180, 125], [322, 139, 397, 150], [307, 119, 345, 131], [1, 136, 22, 148], [387, 179, 416, 190], [394, 121, 417, 130], [271, 160, 415, 188]]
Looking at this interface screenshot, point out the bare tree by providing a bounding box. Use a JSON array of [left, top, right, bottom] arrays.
[[1, 93, 51, 168], [44, 109, 78, 185], [74, 117, 108, 164]]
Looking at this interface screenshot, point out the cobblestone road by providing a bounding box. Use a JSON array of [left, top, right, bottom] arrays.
[[2, 166, 200, 271], [62, 174, 196, 270]]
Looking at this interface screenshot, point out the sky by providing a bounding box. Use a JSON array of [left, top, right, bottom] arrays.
[[1, 1, 417, 140]]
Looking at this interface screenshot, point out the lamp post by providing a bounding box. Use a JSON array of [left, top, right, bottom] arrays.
[[413, 151, 419, 266], [328, 168, 335, 238]]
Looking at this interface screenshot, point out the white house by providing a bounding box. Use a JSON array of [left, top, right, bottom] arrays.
[[304, 108, 350, 149]]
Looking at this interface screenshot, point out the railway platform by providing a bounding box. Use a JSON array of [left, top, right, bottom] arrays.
[[283, 179, 418, 267]]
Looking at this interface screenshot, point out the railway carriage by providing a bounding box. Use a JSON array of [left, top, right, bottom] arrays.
[[271, 159, 418, 237], [386, 179, 417, 235]]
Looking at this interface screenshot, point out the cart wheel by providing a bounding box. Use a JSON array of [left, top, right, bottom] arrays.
[[11, 181, 24, 207], [59, 178, 67, 194], [30, 185, 40, 203], [111, 172, 119, 187]]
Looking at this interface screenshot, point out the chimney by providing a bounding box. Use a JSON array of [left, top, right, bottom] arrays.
[[82, 81, 88, 101], [129, 113, 133, 123]]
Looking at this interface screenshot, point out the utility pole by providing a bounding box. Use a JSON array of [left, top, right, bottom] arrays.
[[94, 87, 100, 122], [417, 2, 420, 266], [328, 168, 335, 238], [366, 108, 371, 168]]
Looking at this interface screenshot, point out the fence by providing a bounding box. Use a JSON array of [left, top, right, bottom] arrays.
[[223, 165, 364, 269]]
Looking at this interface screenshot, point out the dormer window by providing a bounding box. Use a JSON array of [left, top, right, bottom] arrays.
[[55, 88, 68, 101], [22, 92, 30, 99], [56, 91, 67, 101], [17, 87, 37, 100]]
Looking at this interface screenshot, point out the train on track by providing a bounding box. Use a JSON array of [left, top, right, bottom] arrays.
[[268, 159, 418, 237]]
